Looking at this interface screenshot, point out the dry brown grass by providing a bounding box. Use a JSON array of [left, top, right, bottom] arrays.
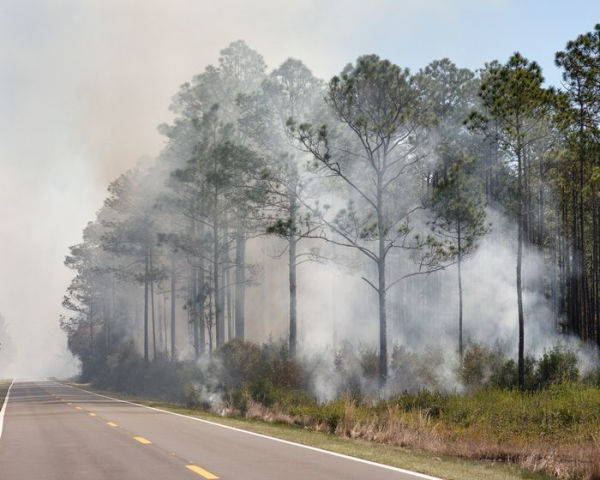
[[589, 455, 600, 480], [588, 440, 600, 480], [243, 399, 600, 479]]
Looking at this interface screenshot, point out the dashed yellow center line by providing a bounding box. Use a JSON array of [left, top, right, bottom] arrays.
[[133, 436, 152, 445], [65, 399, 220, 480], [186, 465, 219, 479]]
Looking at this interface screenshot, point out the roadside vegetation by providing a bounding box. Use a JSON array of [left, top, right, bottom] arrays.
[[86, 340, 600, 480], [0, 379, 12, 406], [100, 396, 554, 480]]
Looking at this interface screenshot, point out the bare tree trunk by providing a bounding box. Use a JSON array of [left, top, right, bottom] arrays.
[[199, 262, 206, 355], [143, 248, 149, 363], [377, 256, 387, 386], [593, 191, 599, 347], [538, 160, 544, 245], [213, 220, 224, 347], [552, 204, 559, 330], [517, 148, 525, 390], [109, 276, 116, 354], [578, 139, 590, 340], [457, 218, 464, 359], [377, 169, 387, 386], [150, 247, 157, 359], [89, 303, 94, 358], [158, 291, 164, 353], [225, 258, 232, 342], [170, 257, 176, 361], [163, 293, 168, 355], [208, 294, 214, 354], [192, 266, 200, 360], [234, 227, 246, 340], [289, 235, 297, 357], [287, 171, 299, 357]]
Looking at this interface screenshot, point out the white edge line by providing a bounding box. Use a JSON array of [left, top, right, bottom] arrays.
[[60, 381, 443, 480], [0, 379, 15, 440]]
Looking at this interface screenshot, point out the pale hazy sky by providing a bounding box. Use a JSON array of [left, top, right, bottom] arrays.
[[1, 0, 598, 376]]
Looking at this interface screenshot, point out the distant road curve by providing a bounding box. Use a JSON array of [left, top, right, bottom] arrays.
[[0, 380, 442, 480]]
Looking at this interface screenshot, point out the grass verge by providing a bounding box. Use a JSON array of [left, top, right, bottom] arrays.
[[71, 383, 552, 480], [0, 379, 12, 407]]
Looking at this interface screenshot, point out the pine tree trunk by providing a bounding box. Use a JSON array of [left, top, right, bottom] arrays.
[[593, 192, 599, 347], [377, 168, 387, 386], [150, 247, 156, 359], [571, 169, 580, 336], [378, 255, 387, 386], [224, 259, 232, 342], [552, 204, 559, 330], [109, 277, 116, 354], [143, 249, 149, 363], [234, 228, 246, 340], [289, 235, 297, 357], [457, 218, 464, 359], [170, 258, 176, 361], [214, 221, 224, 347], [198, 262, 206, 355], [158, 292, 164, 353], [517, 148, 525, 390], [208, 294, 214, 354], [192, 266, 200, 360], [163, 293, 168, 354], [538, 160, 544, 245], [89, 303, 94, 358]]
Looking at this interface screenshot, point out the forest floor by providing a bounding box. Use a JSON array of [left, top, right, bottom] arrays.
[[70, 383, 559, 480]]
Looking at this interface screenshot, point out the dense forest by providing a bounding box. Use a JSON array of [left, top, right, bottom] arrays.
[[61, 25, 600, 399]]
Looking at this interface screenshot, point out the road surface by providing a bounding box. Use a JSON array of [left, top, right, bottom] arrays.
[[0, 381, 439, 480]]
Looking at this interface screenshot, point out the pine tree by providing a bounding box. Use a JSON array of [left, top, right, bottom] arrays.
[[469, 53, 556, 389]]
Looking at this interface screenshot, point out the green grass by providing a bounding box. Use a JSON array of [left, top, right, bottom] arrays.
[[278, 383, 600, 446], [73, 384, 553, 480], [437, 384, 600, 445]]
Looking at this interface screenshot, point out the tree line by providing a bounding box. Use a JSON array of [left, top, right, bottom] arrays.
[[61, 26, 600, 391]]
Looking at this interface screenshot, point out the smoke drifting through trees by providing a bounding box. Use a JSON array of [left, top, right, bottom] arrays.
[[61, 27, 600, 396], [0, 313, 15, 377]]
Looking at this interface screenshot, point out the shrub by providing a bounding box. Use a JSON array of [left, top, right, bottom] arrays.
[[228, 387, 249, 415], [460, 344, 540, 390], [184, 383, 204, 408], [358, 347, 379, 378], [460, 344, 506, 389], [94, 341, 145, 393], [389, 345, 445, 393], [333, 344, 372, 398], [395, 390, 447, 418], [535, 345, 579, 388], [249, 378, 278, 407], [260, 342, 305, 389], [216, 339, 262, 389], [488, 356, 537, 390]]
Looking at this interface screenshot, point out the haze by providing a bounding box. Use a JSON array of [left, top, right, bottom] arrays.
[[1, 0, 598, 377]]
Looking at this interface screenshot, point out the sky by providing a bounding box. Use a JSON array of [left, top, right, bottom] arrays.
[[0, 0, 599, 377]]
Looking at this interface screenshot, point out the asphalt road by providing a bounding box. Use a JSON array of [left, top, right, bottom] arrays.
[[0, 381, 440, 480]]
